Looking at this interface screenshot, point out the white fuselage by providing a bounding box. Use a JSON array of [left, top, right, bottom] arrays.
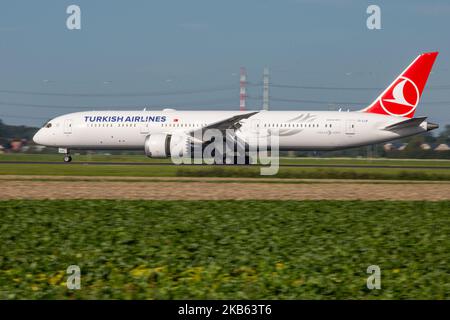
[[33, 109, 428, 152]]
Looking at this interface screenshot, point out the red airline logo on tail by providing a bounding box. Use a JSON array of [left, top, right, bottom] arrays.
[[362, 52, 438, 118], [380, 76, 419, 116]]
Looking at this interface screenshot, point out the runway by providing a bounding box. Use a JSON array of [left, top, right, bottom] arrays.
[[1, 175, 449, 200], [0, 160, 449, 170]]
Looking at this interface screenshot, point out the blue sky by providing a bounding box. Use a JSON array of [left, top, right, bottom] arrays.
[[0, 0, 449, 127]]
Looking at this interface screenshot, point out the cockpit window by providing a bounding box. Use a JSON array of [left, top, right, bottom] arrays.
[[45, 123, 52, 128]]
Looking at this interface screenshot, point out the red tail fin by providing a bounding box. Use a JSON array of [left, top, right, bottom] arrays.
[[361, 52, 438, 118]]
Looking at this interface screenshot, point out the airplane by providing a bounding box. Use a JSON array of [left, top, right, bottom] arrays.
[[33, 52, 439, 163]]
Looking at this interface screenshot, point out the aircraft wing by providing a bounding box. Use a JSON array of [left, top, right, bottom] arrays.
[[188, 111, 259, 139]]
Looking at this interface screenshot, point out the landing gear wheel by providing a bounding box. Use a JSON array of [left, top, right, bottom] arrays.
[[64, 155, 72, 163]]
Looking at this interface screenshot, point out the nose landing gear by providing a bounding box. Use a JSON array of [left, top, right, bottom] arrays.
[[59, 148, 72, 163]]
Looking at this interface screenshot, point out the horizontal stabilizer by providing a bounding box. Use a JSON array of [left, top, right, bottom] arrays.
[[383, 117, 427, 131]]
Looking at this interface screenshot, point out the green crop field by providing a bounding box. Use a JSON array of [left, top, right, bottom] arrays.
[[1, 200, 449, 299]]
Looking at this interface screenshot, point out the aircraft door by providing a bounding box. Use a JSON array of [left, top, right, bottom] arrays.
[[251, 119, 261, 134], [64, 119, 73, 134], [345, 120, 356, 135], [140, 122, 150, 134]]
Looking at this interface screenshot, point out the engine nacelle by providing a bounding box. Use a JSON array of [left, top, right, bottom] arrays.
[[144, 133, 191, 158], [144, 133, 171, 158]]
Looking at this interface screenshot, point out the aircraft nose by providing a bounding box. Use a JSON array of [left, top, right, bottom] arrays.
[[33, 129, 44, 145]]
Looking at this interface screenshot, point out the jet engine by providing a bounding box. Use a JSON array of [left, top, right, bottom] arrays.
[[144, 133, 191, 158]]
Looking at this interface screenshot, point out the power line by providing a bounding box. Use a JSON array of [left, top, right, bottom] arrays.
[[270, 84, 383, 91], [0, 114, 49, 120], [0, 102, 96, 110], [0, 94, 449, 110], [0, 97, 238, 110], [269, 97, 364, 105], [0, 85, 236, 97], [249, 82, 450, 91], [249, 96, 450, 106], [1, 80, 449, 99]]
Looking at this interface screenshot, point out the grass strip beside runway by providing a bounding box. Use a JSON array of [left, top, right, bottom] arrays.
[[1, 163, 450, 180], [2, 153, 450, 167]]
